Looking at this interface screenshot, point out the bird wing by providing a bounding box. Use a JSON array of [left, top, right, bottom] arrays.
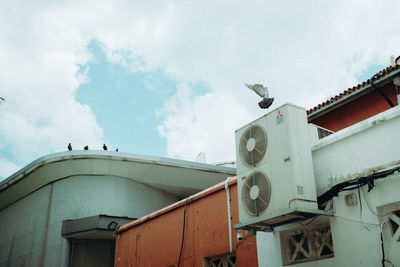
[[252, 84, 266, 98], [245, 84, 266, 98]]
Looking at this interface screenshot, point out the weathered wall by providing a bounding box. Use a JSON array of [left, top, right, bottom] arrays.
[[114, 182, 258, 267], [310, 84, 398, 132], [0, 175, 178, 267]]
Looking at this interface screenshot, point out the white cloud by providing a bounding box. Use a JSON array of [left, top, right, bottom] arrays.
[[157, 84, 253, 162], [0, 0, 104, 180], [1, 0, 400, 178], [0, 158, 20, 179]]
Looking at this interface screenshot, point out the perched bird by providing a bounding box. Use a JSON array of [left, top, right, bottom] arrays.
[[67, 143, 72, 151], [84, 146, 89, 150], [115, 148, 118, 152], [245, 83, 274, 109], [103, 144, 108, 150]]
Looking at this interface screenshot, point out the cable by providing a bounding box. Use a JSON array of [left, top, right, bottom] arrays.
[[360, 186, 379, 217], [384, 259, 395, 267], [177, 200, 187, 267], [381, 228, 386, 267], [358, 188, 371, 232], [334, 215, 379, 226], [360, 185, 395, 218], [317, 166, 400, 207], [379, 221, 396, 267]]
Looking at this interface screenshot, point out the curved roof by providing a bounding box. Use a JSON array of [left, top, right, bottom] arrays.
[[0, 151, 236, 210]]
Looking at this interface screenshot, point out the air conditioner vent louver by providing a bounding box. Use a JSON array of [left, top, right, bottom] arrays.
[[242, 171, 271, 216], [239, 125, 267, 166]]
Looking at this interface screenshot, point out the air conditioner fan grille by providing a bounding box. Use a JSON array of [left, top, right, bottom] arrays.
[[239, 125, 267, 165], [241, 171, 271, 216]]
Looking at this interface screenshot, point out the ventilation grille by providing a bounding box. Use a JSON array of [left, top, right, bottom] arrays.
[[241, 171, 271, 216], [389, 210, 400, 242], [280, 224, 334, 266], [205, 253, 236, 267], [317, 127, 334, 139], [239, 125, 267, 166]]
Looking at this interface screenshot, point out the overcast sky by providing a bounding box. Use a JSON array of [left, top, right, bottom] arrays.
[[1, 0, 400, 180]]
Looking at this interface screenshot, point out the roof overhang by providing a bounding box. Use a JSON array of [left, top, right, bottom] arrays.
[[308, 68, 400, 121], [0, 151, 236, 210], [62, 214, 135, 239]]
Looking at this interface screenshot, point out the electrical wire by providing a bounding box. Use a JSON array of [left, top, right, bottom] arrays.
[[317, 166, 400, 208], [384, 259, 395, 267], [358, 188, 371, 232], [360, 186, 379, 217], [177, 200, 187, 267], [334, 215, 379, 226], [379, 221, 397, 267]]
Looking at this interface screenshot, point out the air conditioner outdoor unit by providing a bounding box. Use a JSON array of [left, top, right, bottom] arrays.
[[235, 103, 319, 228]]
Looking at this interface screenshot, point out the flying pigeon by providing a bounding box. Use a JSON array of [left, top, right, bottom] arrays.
[[103, 144, 108, 150], [84, 146, 89, 150], [245, 84, 274, 109], [68, 143, 72, 151]]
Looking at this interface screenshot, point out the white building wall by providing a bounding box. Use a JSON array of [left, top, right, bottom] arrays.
[[256, 106, 400, 267], [0, 175, 178, 267]]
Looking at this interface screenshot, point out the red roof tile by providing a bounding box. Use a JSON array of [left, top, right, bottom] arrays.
[[307, 64, 400, 115]]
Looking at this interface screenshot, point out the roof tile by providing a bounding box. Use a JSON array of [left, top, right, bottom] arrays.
[[307, 63, 400, 114]]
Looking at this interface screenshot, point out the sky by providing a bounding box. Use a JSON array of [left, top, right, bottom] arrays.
[[0, 0, 400, 180]]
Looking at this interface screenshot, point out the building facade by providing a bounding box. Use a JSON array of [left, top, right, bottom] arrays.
[[257, 102, 400, 267], [308, 63, 400, 131], [0, 151, 235, 267], [113, 59, 400, 267]]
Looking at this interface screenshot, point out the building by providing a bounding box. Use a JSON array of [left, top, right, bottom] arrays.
[[114, 58, 400, 266], [256, 101, 400, 266], [0, 151, 235, 267], [308, 60, 400, 131]]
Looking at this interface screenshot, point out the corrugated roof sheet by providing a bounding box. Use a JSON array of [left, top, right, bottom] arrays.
[[307, 63, 400, 115]]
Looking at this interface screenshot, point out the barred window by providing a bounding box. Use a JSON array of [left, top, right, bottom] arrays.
[[204, 253, 236, 267], [280, 223, 334, 265]]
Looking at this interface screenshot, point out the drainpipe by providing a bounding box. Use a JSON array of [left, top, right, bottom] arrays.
[[225, 177, 233, 253], [369, 79, 395, 108]]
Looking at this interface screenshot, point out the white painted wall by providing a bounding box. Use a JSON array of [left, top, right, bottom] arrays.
[[256, 106, 400, 267], [0, 175, 178, 267]]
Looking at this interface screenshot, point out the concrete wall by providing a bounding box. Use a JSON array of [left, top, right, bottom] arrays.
[[114, 181, 259, 267], [0, 175, 178, 267], [256, 105, 400, 266], [312, 103, 400, 195]]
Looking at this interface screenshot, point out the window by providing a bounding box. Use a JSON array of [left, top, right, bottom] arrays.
[[204, 253, 236, 267], [280, 224, 334, 266]]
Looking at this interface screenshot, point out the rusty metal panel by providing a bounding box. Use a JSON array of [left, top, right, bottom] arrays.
[[114, 183, 258, 267]]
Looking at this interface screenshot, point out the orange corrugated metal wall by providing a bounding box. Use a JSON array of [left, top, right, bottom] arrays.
[[310, 84, 398, 131], [114, 183, 258, 267]]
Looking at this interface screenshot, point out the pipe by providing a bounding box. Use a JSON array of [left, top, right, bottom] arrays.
[[225, 176, 233, 253], [369, 79, 395, 108]]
